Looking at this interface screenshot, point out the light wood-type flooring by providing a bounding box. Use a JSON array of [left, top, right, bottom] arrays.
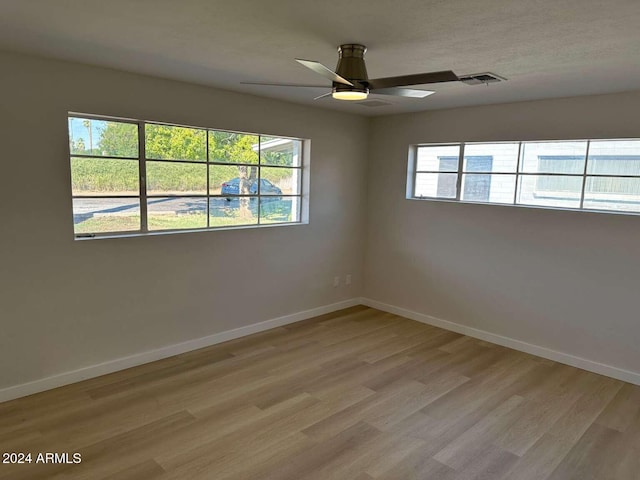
[[1, 306, 639, 479]]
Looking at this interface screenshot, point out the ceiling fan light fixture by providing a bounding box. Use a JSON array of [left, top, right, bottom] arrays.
[[332, 82, 369, 100], [332, 90, 369, 101]]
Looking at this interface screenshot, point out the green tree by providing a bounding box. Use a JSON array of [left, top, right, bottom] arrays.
[[209, 132, 258, 164], [146, 124, 206, 160], [99, 122, 138, 157]]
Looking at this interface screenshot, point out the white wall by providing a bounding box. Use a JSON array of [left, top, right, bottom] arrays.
[[365, 91, 640, 377], [0, 51, 368, 391]]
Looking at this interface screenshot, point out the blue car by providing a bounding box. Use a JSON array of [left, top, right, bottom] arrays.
[[221, 177, 282, 200]]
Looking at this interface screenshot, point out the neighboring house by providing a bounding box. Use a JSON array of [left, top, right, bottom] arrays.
[[416, 141, 640, 212]]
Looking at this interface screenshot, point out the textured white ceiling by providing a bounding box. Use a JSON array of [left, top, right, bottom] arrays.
[[1, 0, 639, 115]]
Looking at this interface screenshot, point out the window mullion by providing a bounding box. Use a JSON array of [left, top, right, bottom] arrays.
[[455, 143, 465, 201], [298, 142, 304, 222], [257, 136, 262, 225], [139, 121, 148, 233], [579, 140, 591, 209], [413, 147, 419, 198], [206, 130, 210, 228], [514, 142, 523, 205]]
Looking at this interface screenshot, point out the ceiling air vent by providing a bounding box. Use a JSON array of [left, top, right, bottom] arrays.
[[356, 99, 392, 107], [459, 72, 507, 86]]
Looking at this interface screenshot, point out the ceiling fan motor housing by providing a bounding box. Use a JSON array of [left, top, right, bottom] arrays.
[[335, 44, 369, 94]]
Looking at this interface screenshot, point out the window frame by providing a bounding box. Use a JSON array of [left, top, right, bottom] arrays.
[[408, 139, 640, 216], [68, 113, 308, 239]]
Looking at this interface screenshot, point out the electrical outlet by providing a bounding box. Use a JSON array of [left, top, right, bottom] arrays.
[[345, 274, 352, 285], [333, 276, 340, 287]]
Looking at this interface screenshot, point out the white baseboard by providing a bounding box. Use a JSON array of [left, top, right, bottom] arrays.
[[361, 298, 640, 386], [5, 296, 637, 403], [0, 298, 361, 403]]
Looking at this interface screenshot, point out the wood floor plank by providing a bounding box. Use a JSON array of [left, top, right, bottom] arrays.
[[374, 445, 457, 480], [100, 459, 165, 480], [497, 373, 625, 480], [594, 383, 640, 432], [433, 394, 524, 469], [302, 380, 429, 440], [546, 423, 622, 480], [0, 306, 637, 480], [361, 349, 451, 391], [254, 421, 382, 480], [453, 442, 520, 480], [610, 408, 640, 479]]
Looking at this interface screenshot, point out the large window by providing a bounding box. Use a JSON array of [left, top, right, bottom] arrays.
[[410, 140, 640, 214], [68, 115, 306, 238]]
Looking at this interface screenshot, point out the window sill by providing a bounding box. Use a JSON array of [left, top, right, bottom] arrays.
[[407, 196, 640, 217], [74, 220, 307, 241]]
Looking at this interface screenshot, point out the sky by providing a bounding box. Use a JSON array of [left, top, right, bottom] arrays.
[[68, 118, 107, 150]]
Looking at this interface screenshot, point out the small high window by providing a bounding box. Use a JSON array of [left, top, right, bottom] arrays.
[[410, 140, 640, 215]]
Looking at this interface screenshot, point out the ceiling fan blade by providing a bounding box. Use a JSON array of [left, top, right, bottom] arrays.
[[313, 92, 333, 100], [368, 70, 458, 89], [372, 87, 435, 98], [295, 59, 354, 86], [241, 82, 329, 88]]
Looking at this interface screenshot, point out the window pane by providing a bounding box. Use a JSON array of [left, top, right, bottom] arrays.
[[73, 198, 140, 234], [209, 131, 259, 164], [147, 197, 207, 231], [146, 162, 206, 196], [415, 173, 457, 198], [69, 117, 138, 158], [463, 143, 519, 172], [416, 145, 460, 171], [210, 164, 259, 196], [260, 167, 300, 195], [517, 175, 582, 208], [260, 196, 300, 224], [587, 140, 640, 176], [209, 197, 259, 227], [520, 141, 587, 174], [583, 177, 640, 212], [461, 174, 516, 203], [260, 137, 302, 167], [145, 124, 206, 161], [71, 157, 139, 196]]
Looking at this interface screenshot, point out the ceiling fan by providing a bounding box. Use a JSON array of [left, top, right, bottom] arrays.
[[242, 44, 460, 101]]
